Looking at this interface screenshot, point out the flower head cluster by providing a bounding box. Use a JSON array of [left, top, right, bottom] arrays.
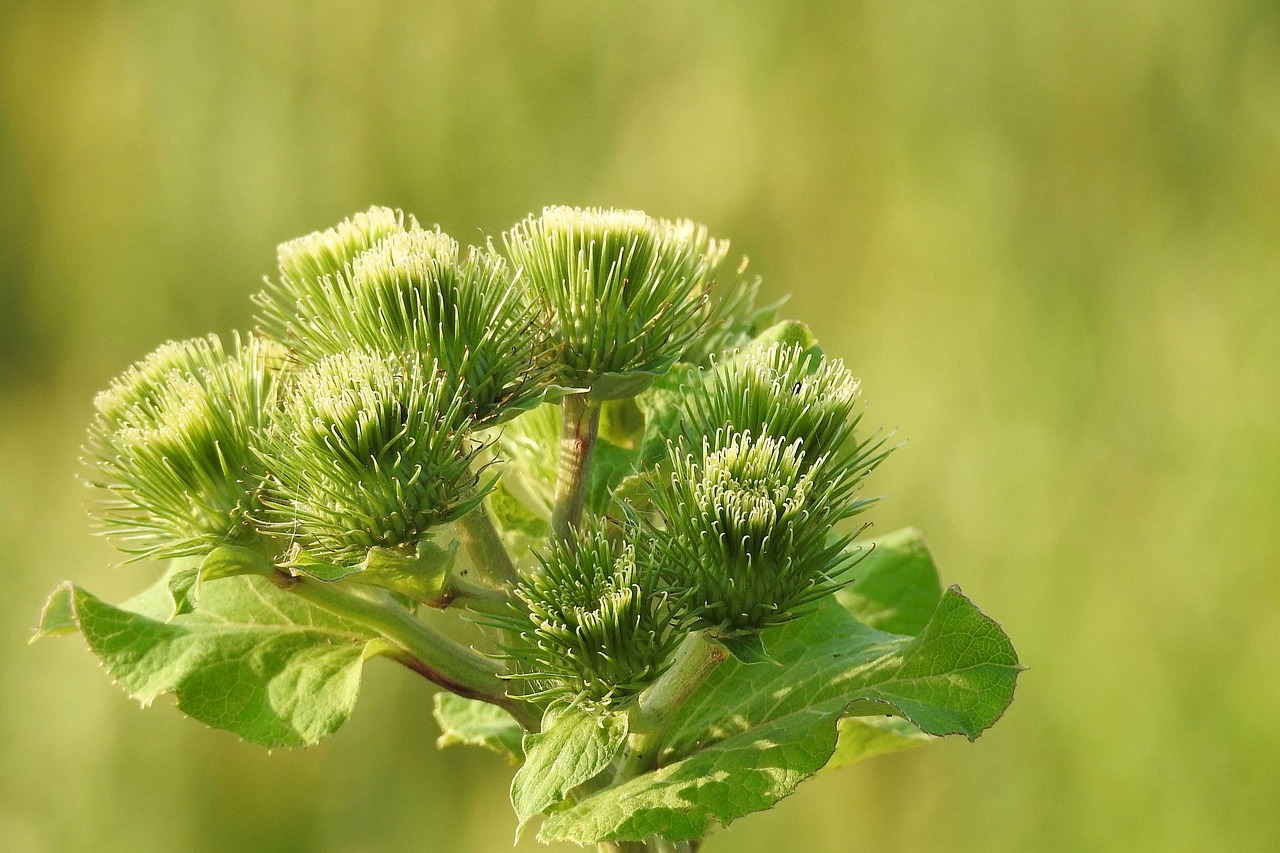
[[256, 348, 489, 565], [85, 333, 284, 559], [504, 206, 728, 399], [491, 527, 682, 713], [646, 430, 869, 637]]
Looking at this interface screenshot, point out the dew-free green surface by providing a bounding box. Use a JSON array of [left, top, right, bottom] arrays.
[[433, 693, 524, 763], [5, 2, 1279, 851], [41, 574, 376, 748], [513, 705, 629, 834], [543, 586, 1018, 843]]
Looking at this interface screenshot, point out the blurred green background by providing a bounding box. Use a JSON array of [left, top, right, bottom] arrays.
[[3, 1, 1278, 851]]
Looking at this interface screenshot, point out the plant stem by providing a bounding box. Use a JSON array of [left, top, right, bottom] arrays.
[[455, 503, 520, 586], [618, 632, 727, 778], [277, 572, 538, 729], [597, 843, 646, 853], [550, 393, 601, 541]]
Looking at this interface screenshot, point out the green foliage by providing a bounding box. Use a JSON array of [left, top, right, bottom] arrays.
[[511, 704, 629, 835], [433, 693, 525, 763], [39, 205, 1019, 850], [540, 587, 1020, 843], [40, 571, 381, 748]]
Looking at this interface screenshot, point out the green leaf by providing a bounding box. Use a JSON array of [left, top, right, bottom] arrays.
[[433, 693, 524, 763], [32, 582, 77, 641], [598, 397, 645, 449], [540, 586, 1020, 843], [291, 538, 460, 605], [716, 633, 776, 665], [485, 481, 549, 564], [837, 527, 943, 635], [633, 362, 699, 468], [824, 716, 932, 772], [38, 574, 383, 748], [585, 368, 662, 402], [585, 434, 639, 514], [161, 546, 275, 617], [359, 539, 457, 602], [511, 705, 629, 836], [742, 319, 821, 357]]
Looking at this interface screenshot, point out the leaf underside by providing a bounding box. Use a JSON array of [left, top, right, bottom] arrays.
[[433, 693, 524, 763]]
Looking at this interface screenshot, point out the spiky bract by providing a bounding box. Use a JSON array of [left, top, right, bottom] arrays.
[[504, 206, 727, 398], [491, 527, 683, 713], [259, 223, 552, 423], [681, 342, 865, 465], [86, 334, 284, 559], [647, 430, 872, 636], [259, 205, 407, 329], [256, 349, 489, 565]]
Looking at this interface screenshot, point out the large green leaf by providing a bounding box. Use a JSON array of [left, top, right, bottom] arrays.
[[838, 526, 943, 635], [434, 693, 524, 763], [540, 586, 1020, 843], [511, 704, 629, 835], [821, 527, 947, 770], [38, 573, 383, 748]]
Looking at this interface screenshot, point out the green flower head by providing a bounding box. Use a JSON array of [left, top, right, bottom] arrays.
[[504, 206, 728, 399], [256, 348, 490, 565], [86, 333, 285, 559], [647, 430, 871, 637], [267, 205, 408, 306], [490, 527, 683, 714], [681, 342, 865, 465], [259, 218, 554, 424]]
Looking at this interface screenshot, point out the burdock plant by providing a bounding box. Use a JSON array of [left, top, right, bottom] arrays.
[[37, 205, 1021, 851]]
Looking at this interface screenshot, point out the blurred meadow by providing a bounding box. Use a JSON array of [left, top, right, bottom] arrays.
[[3, 1, 1278, 851]]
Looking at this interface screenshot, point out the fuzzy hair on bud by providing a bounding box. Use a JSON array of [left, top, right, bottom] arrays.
[[504, 206, 728, 398], [488, 527, 684, 714], [85, 333, 286, 559], [255, 348, 490, 565]]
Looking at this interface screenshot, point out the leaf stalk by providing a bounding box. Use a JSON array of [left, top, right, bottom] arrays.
[[278, 572, 537, 729]]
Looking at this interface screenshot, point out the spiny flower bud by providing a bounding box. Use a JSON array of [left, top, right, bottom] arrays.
[[504, 206, 728, 399], [489, 527, 683, 714], [647, 430, 870, 637], [86, 333, 285, 559], [681, 342, 863, 465], [256, 349, 489, 565], [260, 222, 553, 424], [258, 206, 408, 331]]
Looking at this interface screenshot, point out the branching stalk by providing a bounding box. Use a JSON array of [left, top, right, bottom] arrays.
[[551, 393, 601, 541], [277, 572, 537, 729]]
